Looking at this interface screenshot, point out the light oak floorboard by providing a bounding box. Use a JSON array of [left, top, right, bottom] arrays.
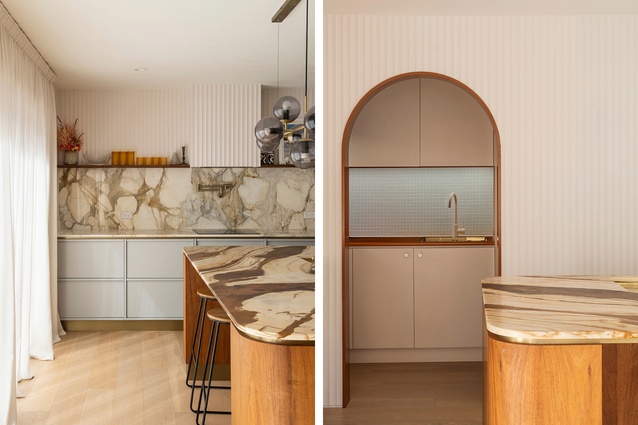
[[16, 331, 230, 425], [324, 362, 482, 425]]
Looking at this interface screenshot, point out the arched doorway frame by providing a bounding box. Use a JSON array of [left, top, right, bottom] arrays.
[[339, 71, 502, 406]]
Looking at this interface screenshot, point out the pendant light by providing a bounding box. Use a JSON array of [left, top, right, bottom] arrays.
[[254, 0, 315, 168]]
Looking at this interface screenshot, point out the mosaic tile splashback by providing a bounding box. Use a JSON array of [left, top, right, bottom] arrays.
[[349, 168, 494, 237]]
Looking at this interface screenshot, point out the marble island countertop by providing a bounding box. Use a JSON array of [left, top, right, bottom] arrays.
[[483, 275, 638, 344], [57, 228, 314, 239], [184, 245, 314, 345]]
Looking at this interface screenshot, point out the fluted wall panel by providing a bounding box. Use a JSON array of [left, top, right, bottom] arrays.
[[56, 84, 263, 167], [192, 83, 261, 167], [56, 89, 192, 161], [324, 14, 638, 406], [261, 87, 315, 118]]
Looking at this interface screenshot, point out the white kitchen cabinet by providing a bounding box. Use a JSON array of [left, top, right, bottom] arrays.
[[126, 239, 193, 319], [350, 246, 495, 351], [414, 246, 495, 348], [58, 239, 125, 319], [127, 280, 183, 318], [127, 239, 192, 279], [351, 248, 414, 349], [59, 280, 125, 318], [348, 77, 493, 167], [58, 239, 124, 279]]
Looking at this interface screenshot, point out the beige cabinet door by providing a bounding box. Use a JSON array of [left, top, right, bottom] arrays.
[[420, 78, 494, 166], [348, 79, 420, 167], [352, 248, 415, 348], [414, 246, 495, 348]]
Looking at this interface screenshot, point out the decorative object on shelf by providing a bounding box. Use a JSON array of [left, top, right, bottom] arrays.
[[63, 151, 79, 165], [57, 117, 84, 164], [181, 146, 186, 164], [254, 0, 315, 169], [83, 152, 111, 165]]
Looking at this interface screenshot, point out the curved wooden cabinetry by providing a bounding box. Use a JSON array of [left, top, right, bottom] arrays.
[[486, 335, 602, 424], [183, 245, 315, 425], [231, 326, 314, 424], [483, 276, 638, 425]]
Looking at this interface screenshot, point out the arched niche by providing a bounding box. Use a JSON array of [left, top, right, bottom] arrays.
[[339, 72, 501, 406]]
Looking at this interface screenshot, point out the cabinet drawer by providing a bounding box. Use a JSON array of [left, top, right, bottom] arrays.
[[126, 280, 183, 319], [58, 280, 124, 318], [126, 239, 193, 279], [58, 240, 124, 279]]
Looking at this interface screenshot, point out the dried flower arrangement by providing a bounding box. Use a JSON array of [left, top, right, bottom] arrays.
[[57, 117, 84, 152]]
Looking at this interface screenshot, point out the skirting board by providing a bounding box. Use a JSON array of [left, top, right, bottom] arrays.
[[62, 320, 183, 331], [350, 347, 482, 363]]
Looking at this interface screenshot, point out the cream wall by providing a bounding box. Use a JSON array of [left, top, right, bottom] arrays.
[[324, 14, 638, 406]]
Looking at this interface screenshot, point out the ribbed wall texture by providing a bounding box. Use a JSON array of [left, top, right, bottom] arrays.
[[192, 83, 261, 167], [324, 14, 638, 406], [56, 84, 263, 167], [56, 89, 193, 162], [261, 87, 316, 118]]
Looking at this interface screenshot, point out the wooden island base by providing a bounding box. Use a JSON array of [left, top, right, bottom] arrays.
[[485, 335, 638, 425], [231, 326, 314, 425]]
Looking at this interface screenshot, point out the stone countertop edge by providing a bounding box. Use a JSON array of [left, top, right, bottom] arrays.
[[57, 229, 315, 239], [483, 275, 638, 345], [184, 245, 315, 346]]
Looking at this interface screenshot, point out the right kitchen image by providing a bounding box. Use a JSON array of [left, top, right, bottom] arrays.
[[323, 1, 638, 424]]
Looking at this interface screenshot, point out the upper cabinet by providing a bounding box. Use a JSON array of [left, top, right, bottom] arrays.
[[348, 79, 421, 167], [348, 77, 494, 167], [420, 79, 493, 166]]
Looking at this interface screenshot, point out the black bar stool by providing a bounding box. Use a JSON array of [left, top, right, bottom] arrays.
[[186, 288, 216, 412], [196, 308, 231, 425]]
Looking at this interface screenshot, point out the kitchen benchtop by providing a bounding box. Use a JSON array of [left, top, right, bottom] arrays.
[[483, 275, 638, 344], [57, 228, 314, 239], [183, 245, 314, 345], [349, 236, 494, 246]]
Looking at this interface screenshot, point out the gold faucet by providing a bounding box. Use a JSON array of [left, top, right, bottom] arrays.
[[447, 192, 465, 239]]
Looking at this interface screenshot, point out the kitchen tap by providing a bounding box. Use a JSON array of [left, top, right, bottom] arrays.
[[447, 192, 465, 239]]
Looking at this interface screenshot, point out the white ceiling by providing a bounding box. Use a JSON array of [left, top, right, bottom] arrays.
[[2, 0, 315, 90]]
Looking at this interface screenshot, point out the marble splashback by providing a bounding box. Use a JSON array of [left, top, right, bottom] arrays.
[[58, 167, 314, 232]]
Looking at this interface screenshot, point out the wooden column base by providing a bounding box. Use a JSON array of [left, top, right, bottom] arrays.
[[485, 336, 602, 424], [485, 336, 638, 425], [230, 325, 314, 425]]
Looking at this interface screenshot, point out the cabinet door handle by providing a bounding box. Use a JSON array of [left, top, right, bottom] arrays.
[[417, 252, 423, 258], [403, 252, 409, 258]]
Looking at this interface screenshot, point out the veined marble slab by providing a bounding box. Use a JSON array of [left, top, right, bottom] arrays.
[[483, 275, 638, 344], [184, 245, 314, 344]]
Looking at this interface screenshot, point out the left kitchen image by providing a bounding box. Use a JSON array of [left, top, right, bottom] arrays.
[[0, 1, 316, 424]]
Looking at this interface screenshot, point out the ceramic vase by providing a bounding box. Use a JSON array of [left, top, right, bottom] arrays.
[[64, 151, 79, 165]]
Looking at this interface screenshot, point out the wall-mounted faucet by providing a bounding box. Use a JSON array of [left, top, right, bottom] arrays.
[[447, 192, 465, 239], [197, 183, 233, 198]]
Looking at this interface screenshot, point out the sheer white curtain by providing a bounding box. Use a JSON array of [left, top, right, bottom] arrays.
[[0, 18, 63, 425]]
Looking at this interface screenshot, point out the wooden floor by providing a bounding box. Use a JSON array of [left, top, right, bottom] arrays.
[[324, 362, 483, 425], [16, 331, 230, 425]]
